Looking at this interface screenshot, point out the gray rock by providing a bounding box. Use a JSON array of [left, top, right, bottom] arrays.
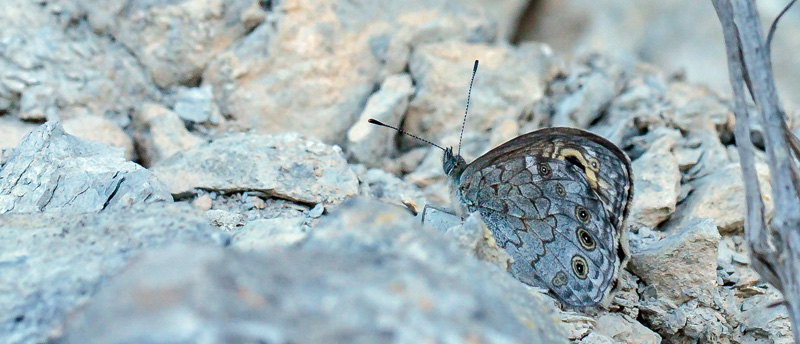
[[354, 166, 427, 212], [550, 55, 623, 129], [204, 209, 247, 231], [230, 216, 307, 251], [404, 41, 553, 148], [347, 73, 414, 167], [80, 0, 265, 87], [594, 313, 662, 344], [132, 103, 206, 167], [0, 202, 229, 344], [669, 163, 773, 233], [203, 1, 495, 144], [739, 293, 793, 343], [60, 198, 567, 343], [630, 218, 720, 305], [173, 85, 223, 125], [0, 0, 157, 124], [0, 116, 37, 151], [0, 122, 172, 214], [62, 114, 135, 161], [151, 132, 359, 204], [627, 134, 681, 229]]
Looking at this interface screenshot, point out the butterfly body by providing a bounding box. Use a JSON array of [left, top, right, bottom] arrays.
[[444, 127, 633, 308]]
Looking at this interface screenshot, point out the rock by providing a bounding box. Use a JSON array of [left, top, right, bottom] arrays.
[[0, 0, 157, 124], [230, 216, 307, 251], [347, 73, 414, 167], [594, 313, 662, 344], [204, 209, 247, 231], [0, 202, 229, 344], [630, 218, 720, 305], [60, 199, 567, 343], [81, 0, 265, 87], [669, 163, 773, 233], [0, 122, 171, 214], [0, 116, 37, 150], [172, 85, 224, 125], [443, 212, 513, 271], [203, 0, 495, 144], [62, 113, 135, 160], [627, 134, 681, 229], [151, 132, 359, 204], [132, 103, 206, 167], [403, 41, 552, 147], [192, 193, 213, 211], [354, 166, 427, 211], [739, 293, 793, 343], [549, 55, 624, 129]]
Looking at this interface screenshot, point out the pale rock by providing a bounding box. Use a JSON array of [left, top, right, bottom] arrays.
[[630, 217, 720, 305], [0, 203, 229, 344], [594, 313, 662, 344], [347, 73, 414, 166], [739, 294, 793, 343], [192, 193, 213, 211], [669, 163, 773, 233], [627, 135, 681, 229], [133, 103, 206, 167], [355, 167, 427, 211], [81, 0, 265, 87], [404, 41, 552, 147], [61, 199, 567, 343], [0, 122, 171, 214], [62, 113, 135, 160], [173, 85, 224, 125], [444, 212, 513, 271], [230, 217, 307, 251], [204, 209, 247, 230], [0, 116, 37, 150], [152, 132, 359, 204], [203, 0, 495, 143]]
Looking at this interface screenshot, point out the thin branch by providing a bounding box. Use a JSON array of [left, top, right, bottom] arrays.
[[766, 0, 797, 59]]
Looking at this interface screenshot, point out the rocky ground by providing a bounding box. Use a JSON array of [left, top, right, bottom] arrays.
[[0, 0, 797, 343]]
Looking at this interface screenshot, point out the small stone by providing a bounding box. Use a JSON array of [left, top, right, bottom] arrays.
[[204, 209, 246, 231], [151, 133, 359, 204], [627, 135, 681, 228], [250, 196, 267, 210], [192, 194, 212, 211], [308, 203, 324, 218], [173, 85, 222, 124], [630, 217, 720, 304], [594, 313, 662, 344], [132, 102, 205, 167]]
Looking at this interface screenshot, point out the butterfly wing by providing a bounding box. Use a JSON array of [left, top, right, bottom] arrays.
[[455, 127, 633, 308]]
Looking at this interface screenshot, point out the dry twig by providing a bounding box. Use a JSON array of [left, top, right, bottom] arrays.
[[712, 0, 800, 340]]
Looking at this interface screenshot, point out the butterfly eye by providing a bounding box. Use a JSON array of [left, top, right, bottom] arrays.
[[538, 163, 552, 177], [588, 158, 600, 171], [572, 255, 589, 279], [575, 205, 590, 223], [555, 183, 566, 196], [576, 228, 596, 250]]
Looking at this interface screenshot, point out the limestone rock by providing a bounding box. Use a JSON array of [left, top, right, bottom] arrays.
[[203, 0, 495, 143], [133, 103, 206, 167], [669, 163, 773, 233], [81, 0, 265, 87], [0, 122, 171, 214], [0, 203, 229, 344], [60, 199, 567, 343], [62, 114, 135, 160], [347, 73, 414, 167], [0, 0, 157, 124], [630, 218, 720, 305], [230, 217, 308, 251], [172, 85, 224, 125], [151, 132, 359, 204], [404, 41, 553, 148], [627, 135, 681, 229], [594, 313, 662, 344]]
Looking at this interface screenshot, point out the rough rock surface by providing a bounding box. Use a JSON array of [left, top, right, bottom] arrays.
[[0, 122, 171, 214], [60, 199, 567, 344], [80, 0, 265, 87], [132, 102, 206, 167], [152, 132, 359, 203], [0, 203, 229, 344]]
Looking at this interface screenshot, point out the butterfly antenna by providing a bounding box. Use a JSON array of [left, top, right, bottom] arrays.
[[458, 60, 479, 156], [367, 118, 446, 152]]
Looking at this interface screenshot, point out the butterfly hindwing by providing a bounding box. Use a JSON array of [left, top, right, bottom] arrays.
[[454, 127, 632, 308]]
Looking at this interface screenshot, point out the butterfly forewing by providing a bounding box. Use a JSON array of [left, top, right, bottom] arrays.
[[454, 127, 633, 308]]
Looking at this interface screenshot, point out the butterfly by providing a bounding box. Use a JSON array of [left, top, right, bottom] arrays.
[[369, 60, 633, 308]]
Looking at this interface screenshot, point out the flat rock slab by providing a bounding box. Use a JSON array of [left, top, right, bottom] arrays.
[[152, 132, 359, 204], [0, 122, 172, 214], [0, 203, 229, 344], [60, 198, 566, 344]]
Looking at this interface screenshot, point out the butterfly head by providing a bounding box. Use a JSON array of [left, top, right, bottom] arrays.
[[443, 147, 467, 181]]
